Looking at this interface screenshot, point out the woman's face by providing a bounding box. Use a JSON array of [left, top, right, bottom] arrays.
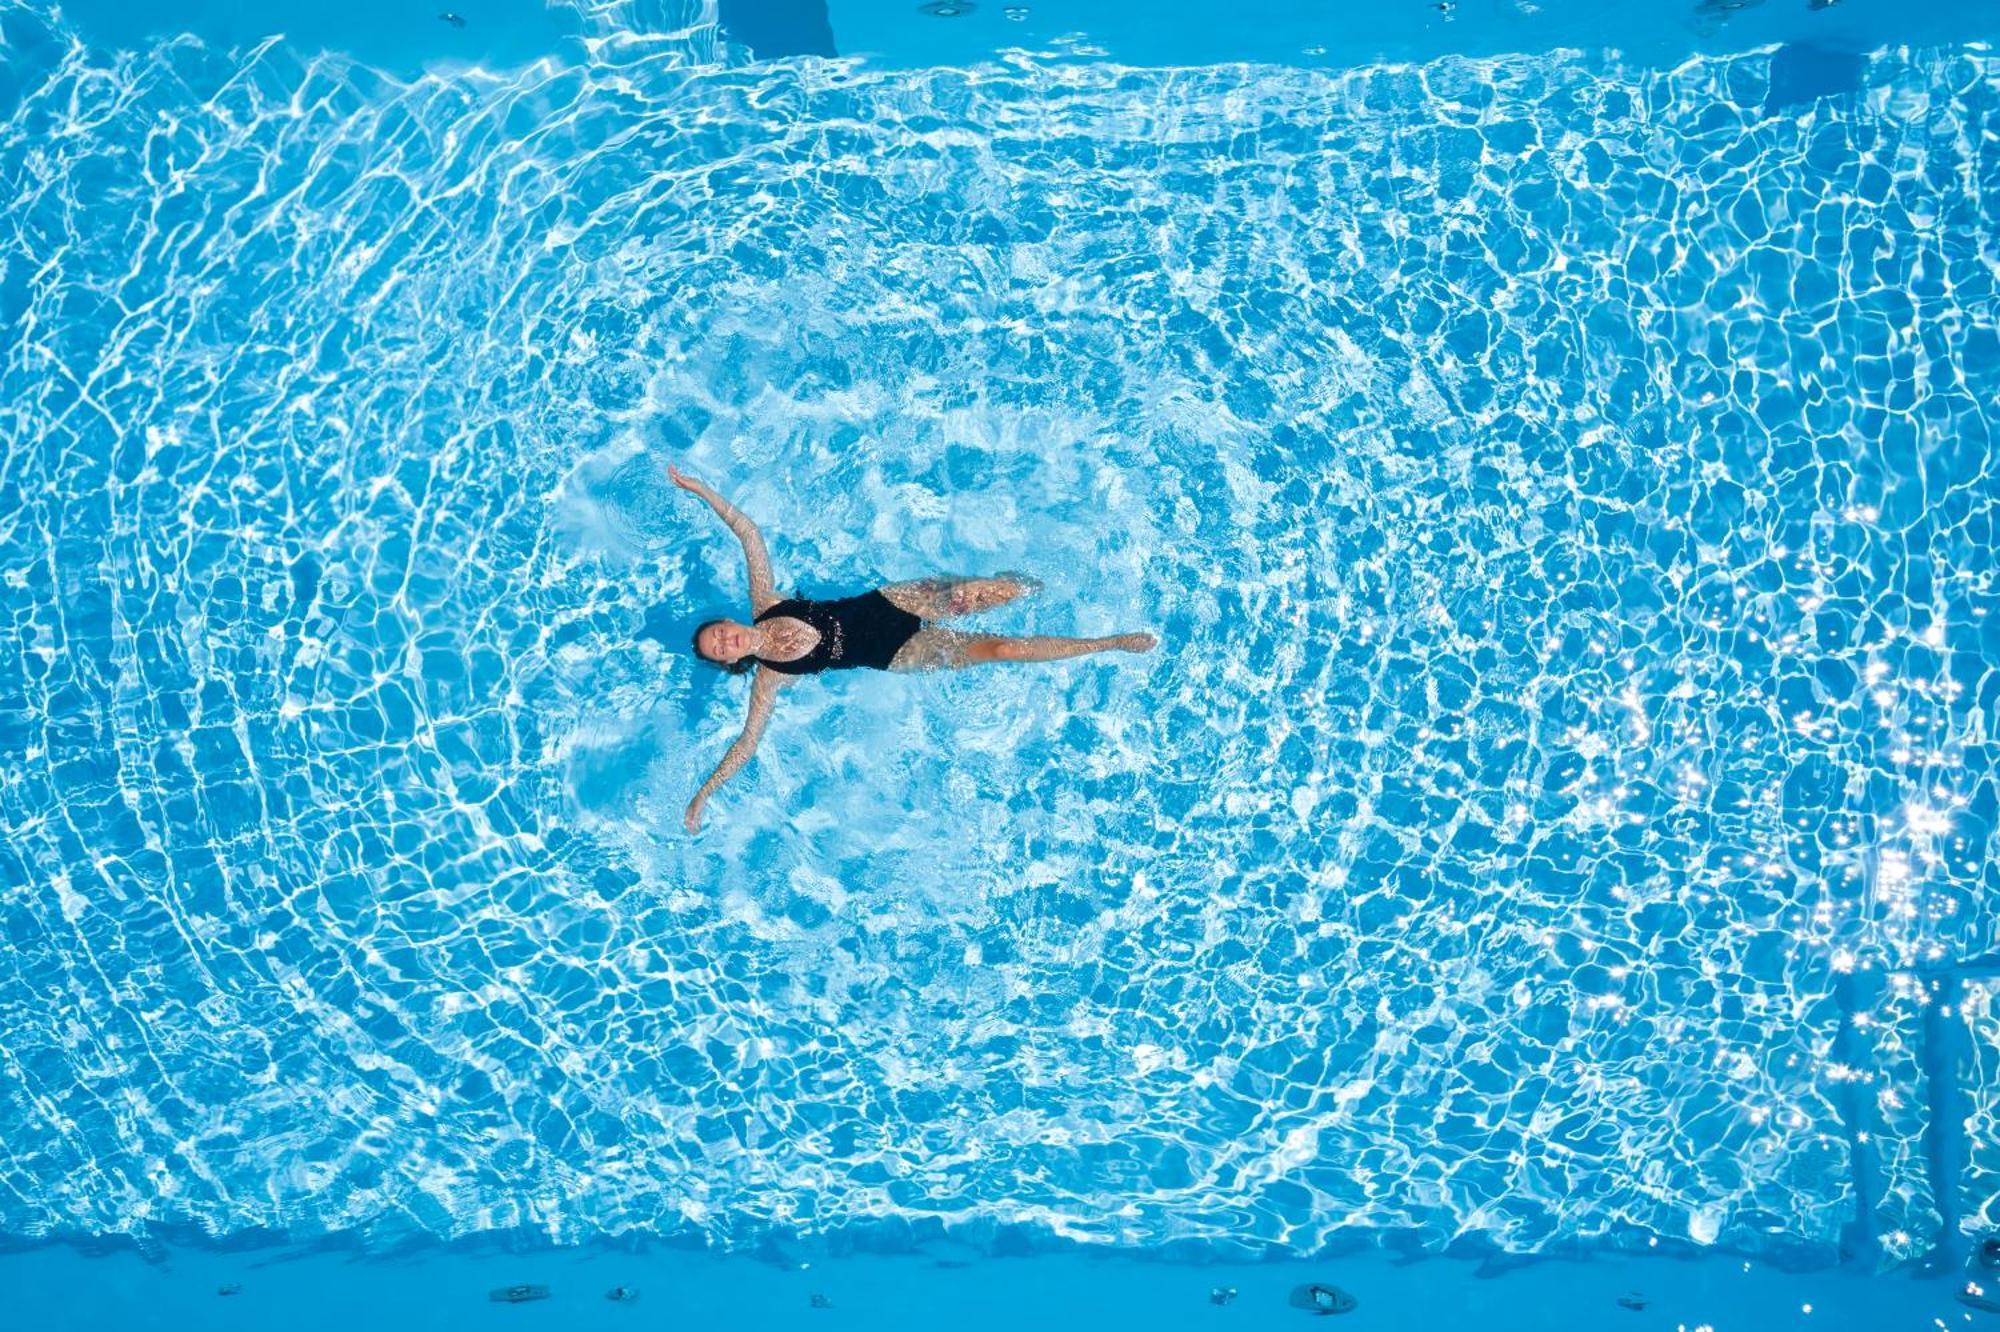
[[697, 619, 753, 663]]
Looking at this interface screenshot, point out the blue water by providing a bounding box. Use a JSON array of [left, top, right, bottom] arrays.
[[1, 0, 1996, 1292]]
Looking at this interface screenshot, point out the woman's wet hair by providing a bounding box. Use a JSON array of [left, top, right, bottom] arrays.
[[693, 619, 754, 674]]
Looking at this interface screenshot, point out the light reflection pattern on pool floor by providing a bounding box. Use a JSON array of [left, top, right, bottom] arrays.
[[1, 0, 1996, 1263]]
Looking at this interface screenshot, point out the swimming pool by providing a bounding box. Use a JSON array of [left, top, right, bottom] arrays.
[[2, 0, 1996, 1326]]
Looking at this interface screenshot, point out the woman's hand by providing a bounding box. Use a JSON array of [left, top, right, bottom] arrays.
[[668, 464, 707, 495], [684, 797, 705, 834]]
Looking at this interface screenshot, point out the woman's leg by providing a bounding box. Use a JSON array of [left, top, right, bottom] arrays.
[[890, 628, 1156, 672], [880, 575, 1040, 621]]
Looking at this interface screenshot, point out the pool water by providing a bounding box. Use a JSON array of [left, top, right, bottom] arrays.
[[1, 0, 1996, 1317]]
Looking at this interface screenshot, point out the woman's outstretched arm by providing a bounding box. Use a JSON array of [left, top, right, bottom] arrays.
[[686, 667, 785, 832], [669, 465, 778, 614]]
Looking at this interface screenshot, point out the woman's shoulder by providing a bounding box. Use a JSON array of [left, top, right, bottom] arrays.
[[756, 596, 806, 621]]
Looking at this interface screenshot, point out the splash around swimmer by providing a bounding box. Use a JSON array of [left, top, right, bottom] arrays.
[[672, 465, 1157, 832]]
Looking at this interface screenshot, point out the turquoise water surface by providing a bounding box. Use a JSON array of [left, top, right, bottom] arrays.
[[1, 0, 1996, 1323]]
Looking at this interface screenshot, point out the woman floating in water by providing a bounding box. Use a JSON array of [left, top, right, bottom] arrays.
[[673, 466, 1156, 831]]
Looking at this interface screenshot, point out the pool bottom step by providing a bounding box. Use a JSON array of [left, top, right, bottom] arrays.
[[0, 1238, 1972, 1332]]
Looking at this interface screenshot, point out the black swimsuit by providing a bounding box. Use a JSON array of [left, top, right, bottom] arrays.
[[755, 591, 921, 675]]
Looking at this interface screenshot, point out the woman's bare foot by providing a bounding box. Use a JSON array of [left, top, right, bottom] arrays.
[[1113, 632, 1158, 653]]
